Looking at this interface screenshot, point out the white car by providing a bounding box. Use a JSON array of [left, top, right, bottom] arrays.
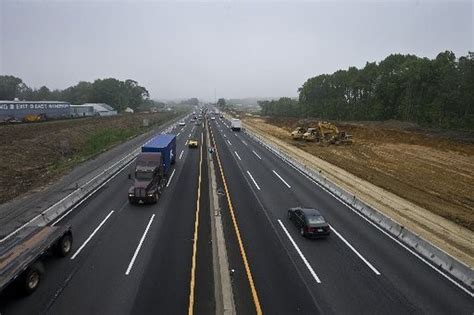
[[211, 116, 216, 120], [179, 121, 186, 126]]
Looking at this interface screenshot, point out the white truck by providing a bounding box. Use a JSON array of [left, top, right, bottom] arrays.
[[230, 118, 242, 131]]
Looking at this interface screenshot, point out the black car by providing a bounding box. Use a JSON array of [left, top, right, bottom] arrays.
[[288, 207, 330, 238]]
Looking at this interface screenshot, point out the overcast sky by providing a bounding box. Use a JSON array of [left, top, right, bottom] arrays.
[[1, 0, 472, 101]]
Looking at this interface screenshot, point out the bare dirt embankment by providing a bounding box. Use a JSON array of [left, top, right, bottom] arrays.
[[0, 112, 177, 204], [242, 116, 474, 267]]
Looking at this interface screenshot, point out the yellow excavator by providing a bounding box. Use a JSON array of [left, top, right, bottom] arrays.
[[295, 121, 352, 145], [317, 121, 353, 145], [23, 114, 47, 123]]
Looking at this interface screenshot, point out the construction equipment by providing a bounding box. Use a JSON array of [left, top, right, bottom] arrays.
[[291, 127, 306, 140], [295, 122, 352, 145], [317, 121, 353, 145], [23, 114, 46, 123], [302, 128, 318, 141]]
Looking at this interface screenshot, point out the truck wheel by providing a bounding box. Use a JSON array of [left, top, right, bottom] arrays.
[[55, 232, 73, 257], [22, 262, 43, 295]]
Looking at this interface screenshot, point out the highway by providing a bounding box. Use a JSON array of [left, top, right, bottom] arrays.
[[208, 116, 473, 314], [0, 120, 214, 314], [1, 113, 473, 314]]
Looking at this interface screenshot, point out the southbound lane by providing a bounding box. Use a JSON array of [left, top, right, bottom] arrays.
[[0, 118, 214, 314]]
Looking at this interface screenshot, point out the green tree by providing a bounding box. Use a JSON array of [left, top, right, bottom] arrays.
[[217, 98, 226, 108], [0, 75, 28, 100]]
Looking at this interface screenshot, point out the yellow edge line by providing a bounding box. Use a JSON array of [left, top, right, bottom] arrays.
[[188, 127, 203, 315], [209, 124, 263, 315]]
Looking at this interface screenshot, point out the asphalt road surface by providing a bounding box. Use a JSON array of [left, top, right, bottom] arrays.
[[208, 115, 473, 314], [0, 119, 213, 315], [0, 114, 472, 314]]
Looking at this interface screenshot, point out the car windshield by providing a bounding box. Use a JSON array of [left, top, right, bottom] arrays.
[[135, 171, 153, 180], [307, 215, 325, 224]]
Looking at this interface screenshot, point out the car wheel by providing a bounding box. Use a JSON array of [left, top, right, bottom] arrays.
[[300, 227, 305, 237]]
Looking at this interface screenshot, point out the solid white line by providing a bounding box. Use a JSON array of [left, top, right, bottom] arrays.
[[179, 150, 184, 160], [189, 133, 192, 138], [246, 171, 261, 190], [330, 225, 381, 275], [166, 169, 176, 187], [227, 140, 232, 146], [125, 214, 155, 275], [272, 170, 291, 189], [259, 139, 474, 297], [223, 134, 227, 138], [235, 151, 242, 161], [278, 220, 321, 283], [252, 150, 262, 160], [241, 140, 248, 146], [71, 210, 114, 260], [177, 132, 181, 137]]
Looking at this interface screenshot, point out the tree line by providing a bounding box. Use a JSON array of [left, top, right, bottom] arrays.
[[0, 76, 152, 112], [259, 51, 473, 129]]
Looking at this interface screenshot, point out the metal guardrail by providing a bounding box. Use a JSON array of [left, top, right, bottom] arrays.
[[243, 127, 474, 292]]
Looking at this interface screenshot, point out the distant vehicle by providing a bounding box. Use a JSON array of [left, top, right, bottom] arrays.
[[0, 225, 73, 295], [187, 139, 198, 148], [287, 207, 330, 238], [231, 118, 242, 131], [128, 134, 176, 204], [211, 116, 216, 121], [291, 127, 306, 140], [178, 121, 186, 126]]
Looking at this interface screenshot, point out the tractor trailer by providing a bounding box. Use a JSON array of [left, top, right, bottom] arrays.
[[128, 134, 176, 204], [0, 225, 73, 295]]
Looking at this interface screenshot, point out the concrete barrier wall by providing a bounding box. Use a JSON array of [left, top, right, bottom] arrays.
[[243, 127, 474, 291]]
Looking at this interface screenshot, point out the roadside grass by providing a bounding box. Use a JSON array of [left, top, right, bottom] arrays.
[[47, 112, 181, 177]]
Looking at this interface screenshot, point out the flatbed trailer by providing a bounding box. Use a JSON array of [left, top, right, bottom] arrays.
[[0, 225, 73, 295]]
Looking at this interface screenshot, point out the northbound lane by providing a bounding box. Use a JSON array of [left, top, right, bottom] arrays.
[[209, 115, 473, 314]]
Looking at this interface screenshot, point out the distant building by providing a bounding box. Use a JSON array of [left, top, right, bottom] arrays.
[[0, 100, 70, 121], [72, 103, 117, 117], [70, 104, 95, 117]]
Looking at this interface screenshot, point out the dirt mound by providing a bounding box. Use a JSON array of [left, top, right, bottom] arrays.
[[256, 117, 474, 230]]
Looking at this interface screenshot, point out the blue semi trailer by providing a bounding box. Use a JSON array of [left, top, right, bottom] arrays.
[[128, 134, 176, 204]]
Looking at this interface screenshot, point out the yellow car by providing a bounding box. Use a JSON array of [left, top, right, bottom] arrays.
[[188, 139, 198, 148]]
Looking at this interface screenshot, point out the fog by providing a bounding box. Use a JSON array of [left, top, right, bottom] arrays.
[[1, 0, 472, 100]]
